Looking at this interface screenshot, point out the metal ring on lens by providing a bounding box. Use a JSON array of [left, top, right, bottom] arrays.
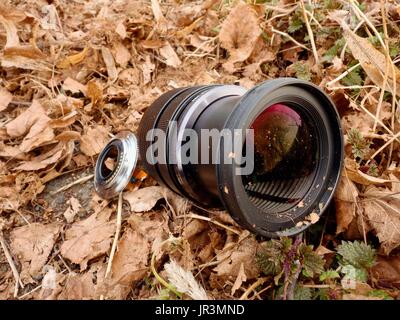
[[94, 131, 138, 199]]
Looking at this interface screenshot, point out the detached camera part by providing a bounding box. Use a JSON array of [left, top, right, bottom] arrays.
[[94, 78, 343, 237]]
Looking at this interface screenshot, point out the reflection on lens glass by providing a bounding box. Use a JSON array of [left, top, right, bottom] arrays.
[[243, 103, 318, 214]]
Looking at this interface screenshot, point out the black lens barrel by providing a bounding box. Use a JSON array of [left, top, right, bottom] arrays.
[[137, 78, 343, 237]]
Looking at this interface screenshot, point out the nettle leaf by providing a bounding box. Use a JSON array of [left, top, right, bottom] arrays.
[[288, 18, 304, 33], [322, 38, 345, 62], [341, 264, 368, 282], [337, 241, 376, 269], [319, 269, 340, 282], [256, 238, 289, 276], [292, 62, 311, 81], [300, 244, 325, 277], [294, 286, 313, 300], [341, 65, 363, 87]]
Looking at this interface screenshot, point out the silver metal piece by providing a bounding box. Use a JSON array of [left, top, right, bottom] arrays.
[[94, 131, 138, 199]]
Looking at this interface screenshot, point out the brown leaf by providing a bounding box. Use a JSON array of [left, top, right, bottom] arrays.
[[57, 272, 96, 300], [5, 100, 55, 153], [10, 223, 61, 282], [142, 55, 155, 85], [57, 47, 89, 69], [231, 262, 247, 295], [87, 80, 103, 107], [213, 234, 260, 280], [63, 197, 81, 223], [371, 255, 400, 289], [343, 28, 400, 96], [80, 125, 109, 157], [219, 3, 261, 71], [62, 77, 87, 95], [362, 184, 400, 254], [123, 186, 164, 212], [60, 208, 115, 270], [334, 173, 359, 234], [14, 144, 64, 171], [0, 87, 12, 111], [112, 42, 131, 68], [345, 158, 392, 186], [49, 111, 78, 129], [101, 47, 118, 83], [115, 20, 126, 39], [159, 42, 182, 68], [0, 13, 19, 48]]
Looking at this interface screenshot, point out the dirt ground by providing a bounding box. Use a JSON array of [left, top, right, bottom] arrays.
[[1, 0, 400, 300]]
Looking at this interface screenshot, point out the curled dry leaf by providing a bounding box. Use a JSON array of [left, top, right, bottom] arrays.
[[213, 233, 260, 281], [345, 158, 392, 186], [334, 173, 358, 234], [57, 47, 89, 69], [219, 3, 261, 72], [159, 42, 182, 68], [123, 186, 164, 212], [79, 125, 110, 157], [231, 262, 247, 295], [101, 46, 118, 83], [62, 77, 87, 95], [371, 255, 400, 289], [60, 208, 115, 271], [10, 223, 61, 282], [361, 177, 400, 254], [63, 197, 81, 223], [0, 87, 12, 111], [5, 100, 55, 153], [343, 28, 400, 96]]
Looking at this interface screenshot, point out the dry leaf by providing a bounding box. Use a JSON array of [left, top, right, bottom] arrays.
[[213, 235, 260, 280], [151, 0, 168, 32], [371, 255, 400, 289], [123, 186, 164, 212], [57, 47, 89, 69], [108, 227, 149, 285], [142, 55, 155, 84], [115, 20, 126, 39], [219, 3, 261, 71], [80, 125, 109, 157], [49, 111, 78, 129], [334, 173, 358, 234], [159, 42, 182, 68], [112, 42, 131, 68], [345, 158, 392, 185], [10, 223, 60, 282], [101, 46, 118, 83], [5, 100, 55, 152], [0, 13, 19, 48], [14, 145, 64, 171], [0, 87, 12, 111], [63, 197, 81, 223], [87, 81, 103, 107], [362, 185, 400, 254], [343, 28, 400, 96], [62, 77, 87, 95], [57, 272, 96, 300], [60, 208, 115, 271], [231, 262, 247, 295]]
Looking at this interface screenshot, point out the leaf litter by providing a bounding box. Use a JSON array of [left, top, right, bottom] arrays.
[[1, 0, 400, 300]]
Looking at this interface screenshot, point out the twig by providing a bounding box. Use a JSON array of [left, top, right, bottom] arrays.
[[175, 213, 241, 235], [286, 260, 302, 300], [239, 278, 267, 300], [326, 62, 361, 87], [0, 233, 24, 297], [271, 27, 310, 51], [105, 192, 123, 279], [299, 0, 318, 64], [50, 174, 94, 195]]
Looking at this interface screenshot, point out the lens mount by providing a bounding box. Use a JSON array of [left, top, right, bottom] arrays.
[[94, 131, 138, 199]]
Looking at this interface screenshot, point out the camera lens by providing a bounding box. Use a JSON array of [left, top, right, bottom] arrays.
[[95, 78, 343, 237]]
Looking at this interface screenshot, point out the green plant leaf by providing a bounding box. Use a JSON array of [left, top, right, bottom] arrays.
[[294, 286, 313, 300], [320, 269, 340, 282], [337, 241, 376, 269], [300, 244, 325, 277]]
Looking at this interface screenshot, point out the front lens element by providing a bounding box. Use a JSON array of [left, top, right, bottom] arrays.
[[243, 103, 318, 213]]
